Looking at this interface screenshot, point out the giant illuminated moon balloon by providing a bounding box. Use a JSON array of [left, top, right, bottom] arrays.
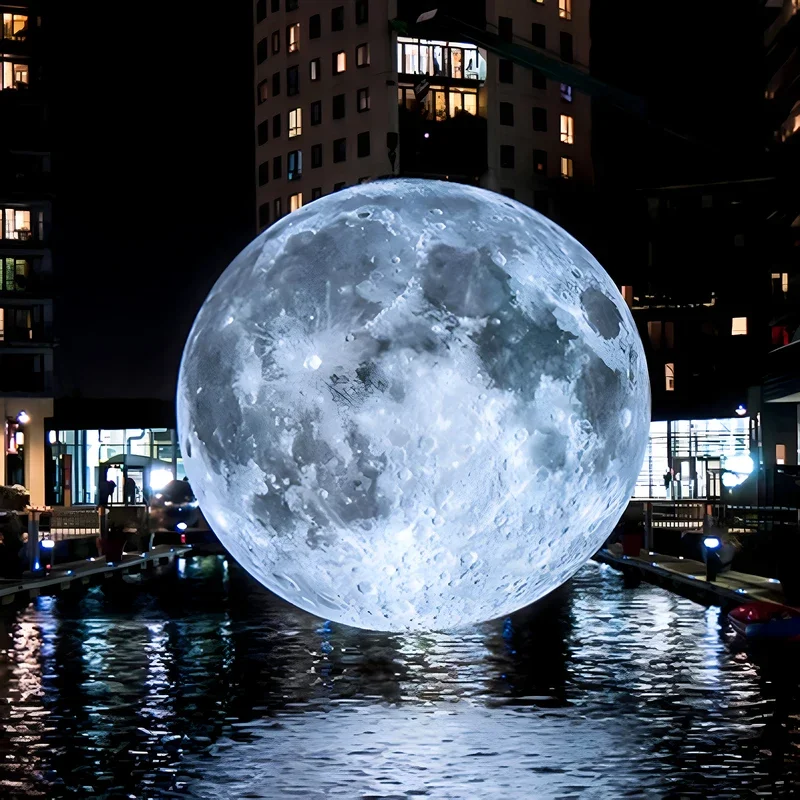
[[177, 179, 650, 631]]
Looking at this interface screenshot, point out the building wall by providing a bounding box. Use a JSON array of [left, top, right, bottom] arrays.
[[0, 396, 53, 505], [253, 0, 592, 229]]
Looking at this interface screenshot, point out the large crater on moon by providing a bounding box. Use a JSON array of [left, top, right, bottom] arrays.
[[178, 179, 650, 631]]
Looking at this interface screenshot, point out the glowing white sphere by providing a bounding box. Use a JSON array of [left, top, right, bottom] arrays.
[[178, 179, 650, 631]]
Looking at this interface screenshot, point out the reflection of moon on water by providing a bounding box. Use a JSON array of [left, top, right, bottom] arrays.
[[177, 179, 650, 632]]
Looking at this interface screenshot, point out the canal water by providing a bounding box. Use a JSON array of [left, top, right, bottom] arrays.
[[1, 557, 799, 799]]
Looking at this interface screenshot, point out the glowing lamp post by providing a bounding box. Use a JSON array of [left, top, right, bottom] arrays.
[[703, 536, 722, 583]]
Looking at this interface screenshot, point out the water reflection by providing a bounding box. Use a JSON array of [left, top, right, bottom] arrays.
[[0, 557, 797, 798]]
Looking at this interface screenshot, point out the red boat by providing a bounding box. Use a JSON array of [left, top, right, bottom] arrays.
[[728, 602, 800, 642]]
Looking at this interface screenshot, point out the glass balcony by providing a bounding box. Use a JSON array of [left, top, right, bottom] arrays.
[[397, 37, 487, 82]]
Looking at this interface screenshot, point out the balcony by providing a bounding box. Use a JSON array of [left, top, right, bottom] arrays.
[[1, 13, 31, 56], [0, 207, 47, 248]]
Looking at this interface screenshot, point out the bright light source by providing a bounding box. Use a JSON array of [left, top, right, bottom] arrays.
[[40, 539, 55, 549], [703, 536, 721, 549], [16, 411, 30, 425], [176, 522, 188, 531], [735, 405, 747, 416], [48, 430, 57, 444], [34, 560, 40, 570], [424, 132, 430, 139], [149, 469, 173, 490]]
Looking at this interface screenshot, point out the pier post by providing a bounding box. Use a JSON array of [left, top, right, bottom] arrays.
[[644, 501, 653, 551], [26, 508, 40, 573]]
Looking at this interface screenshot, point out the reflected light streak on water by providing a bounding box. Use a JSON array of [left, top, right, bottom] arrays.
[[0, 556, 798, 798]]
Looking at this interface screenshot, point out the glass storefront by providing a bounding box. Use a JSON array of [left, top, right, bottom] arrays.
[[46, 428, 185, 506], [634, 417, 751, 499]]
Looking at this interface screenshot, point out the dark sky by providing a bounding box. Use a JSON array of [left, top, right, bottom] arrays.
[[52, 1, 255, 402]]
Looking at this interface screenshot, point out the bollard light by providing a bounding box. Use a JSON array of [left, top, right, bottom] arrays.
[[704, 536, 722, 583], [40, 539, 55, 549], [176, 522, 188, 532], [703, 536, 721, 550]]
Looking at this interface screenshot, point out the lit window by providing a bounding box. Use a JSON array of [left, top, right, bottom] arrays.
[[0, 307, 4, 340], [560, 156, 573, 179], [2, 13, 29, 40], [620, 285, 633, 306], [560, 83, 572, 102], [272, 31, 280, 54], [257, 79, 269, 104], [357, 87, 370, 112], [288, 107, 302, 137], [356, 43, 370, 67], [287, 150, 302, 181], [333, 51, 346, 73], [289, 193, 303, 212], [287, 23, 300, 53], [771, 272, 789, 293], [1, 258, 29, 292], [665, 363, 675, 392], [274, 198, 282, 219], [559, 0, 572, 20], [777, 444, 787, 465], [560, 114, 574, 144], [731, 317, 748, 336], [1, 60, 29, 89], [310, 58, 321, 81], [1, 208, 31, 240]]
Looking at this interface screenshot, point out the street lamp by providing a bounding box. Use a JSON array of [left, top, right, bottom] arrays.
[[16, 410, 30, 425], [735, 404, 747, 417], [703, 536, 722, 583]]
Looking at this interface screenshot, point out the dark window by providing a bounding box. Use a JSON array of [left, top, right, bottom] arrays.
[[500, 145, 515, 168], [499, 102, 514, 126], [357, 131, 370, 157], [333, 93, 345, 119], [560, 32, 573, 63], [311, 143, 322, 168], [311, 100, 322, 125], [356, 43, 369, 67], [532, 68, 546, 90], [273, 113, 281, 137], [311, 187, 323, 200], [532, 107, 547, 131], [257, 120, 269, 145], [258, 202, 270, 228], [309, 14, 321, 38], [498, 16, 512, 41], [533, 149, 547, 175], [273, 155, 282, 179], [499, 59, 513, 83], [287, 0, 298, 9], [287, 150, 302, 180], [274, 197, 282, 219], [257, 38, 268, 64], [272, 30, 280, 54], [501, 188, 515, 199], [310, 57, 321, 80], [334, 181, 346, 191], [287, 65, 299, 95], [272, 71, 281, 96], [257, 79, 269, 104], [357, 87, 370, 112], [356, 0, 368, 24], [531, 23, 545, 48], [257, 0, 267, 23], [258, 161, 269, 185], [332, 6, 344, 30], [271, 0, 280, 12], [333, 138, 347, 162]]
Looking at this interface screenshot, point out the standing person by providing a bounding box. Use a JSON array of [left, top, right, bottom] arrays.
[[124, 476, 137, 505], [663, 469, 672, 499], [105, 478, 116, 506]]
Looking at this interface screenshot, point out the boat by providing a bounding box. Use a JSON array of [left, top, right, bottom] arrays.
[[728, 602, 800, 642]]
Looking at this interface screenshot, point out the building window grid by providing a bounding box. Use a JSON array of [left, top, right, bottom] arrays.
[[309, 14, 321, 39], [311, 100, 322, 125], [287, 150, 302, 181], [272, 30, 280, 54], [311, 143, 322, 168], [257, 79, 269, 104], [332, 6, 344, 31], [310, 57, 321, 80], [333, 138, 347, 163], [357, 131, 370, 158], [287, 64, 299, 96], [396, 38, 486, 81], [355, 0, 369, 24], [731, 317, 748, 336]]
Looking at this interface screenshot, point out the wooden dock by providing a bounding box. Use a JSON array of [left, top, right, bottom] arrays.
[[0, 544, 192, 605], [595, 547, 792, 609]]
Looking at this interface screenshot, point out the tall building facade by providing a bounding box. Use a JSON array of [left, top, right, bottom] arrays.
[[253, 0, 591, 229], [0, 1, 54, 504]]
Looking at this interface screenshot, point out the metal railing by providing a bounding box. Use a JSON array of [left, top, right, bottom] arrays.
[[39, 508, 100, 542]]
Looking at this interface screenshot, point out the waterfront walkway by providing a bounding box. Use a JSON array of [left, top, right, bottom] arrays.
[[0, 544, 191, 605], [595, 547, 792, 609]]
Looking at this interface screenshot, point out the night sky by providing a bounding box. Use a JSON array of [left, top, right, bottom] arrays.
[[47, 1, 766, 403], [51, 0, 255, 402]]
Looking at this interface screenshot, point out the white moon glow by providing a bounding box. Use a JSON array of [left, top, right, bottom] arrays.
[[177, 179, 650, 631]]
